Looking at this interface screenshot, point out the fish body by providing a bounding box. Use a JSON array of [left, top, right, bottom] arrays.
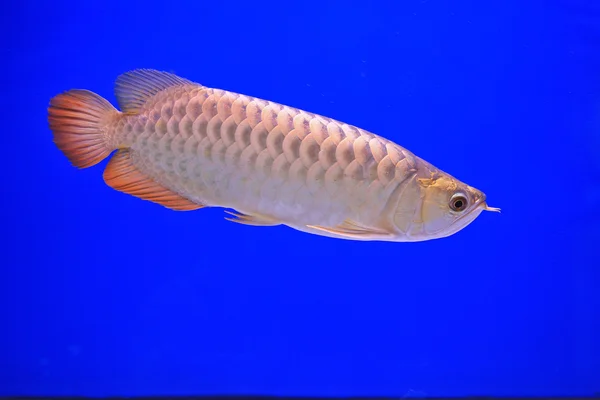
[[48, 69, 498, 242]]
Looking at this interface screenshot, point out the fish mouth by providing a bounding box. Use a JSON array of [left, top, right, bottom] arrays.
[[453, 196, 499, 227], [426, 194, 500, 240], [481, 200, 501, 213], [474, 193, 501, 213], [484, 204, 501, 212]]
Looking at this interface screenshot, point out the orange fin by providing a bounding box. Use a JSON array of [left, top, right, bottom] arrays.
[[114, 69, 198, 114], [48, 89, 120, 168], [307, 219, 393, 240], [224, 210, 281, 226], [103, 150, 203, 211]]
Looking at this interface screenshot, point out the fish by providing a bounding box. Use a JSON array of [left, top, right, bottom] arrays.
[[47, 69, 499, 242]]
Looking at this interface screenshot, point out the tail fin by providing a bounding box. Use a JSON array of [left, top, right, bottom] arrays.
[[48, 89, 121, 169]]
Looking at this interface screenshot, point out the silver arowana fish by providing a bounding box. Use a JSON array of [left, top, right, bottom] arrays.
[[47, 69, 499, 242]]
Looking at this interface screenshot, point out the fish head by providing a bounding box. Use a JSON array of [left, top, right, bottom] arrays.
[[395, 173, 500, 241]]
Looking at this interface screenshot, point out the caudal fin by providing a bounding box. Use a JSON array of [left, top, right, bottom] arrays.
[[48, 89, 120, 168]]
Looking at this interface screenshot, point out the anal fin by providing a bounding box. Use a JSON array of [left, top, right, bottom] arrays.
[[103, 150, 203, 211], [307, 219, 394, 240], [224, 210, 281, 226]]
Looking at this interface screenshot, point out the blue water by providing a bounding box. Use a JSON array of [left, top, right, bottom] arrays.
[[2, 0, 599, 397]]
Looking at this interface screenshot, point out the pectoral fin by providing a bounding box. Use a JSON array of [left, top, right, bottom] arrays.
[[307, 219, 394, 240]]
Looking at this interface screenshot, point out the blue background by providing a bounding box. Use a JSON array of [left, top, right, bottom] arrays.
[[2, 0, 599, 397]]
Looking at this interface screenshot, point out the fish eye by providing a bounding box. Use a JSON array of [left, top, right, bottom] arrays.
[[449, 193, 468, 212]]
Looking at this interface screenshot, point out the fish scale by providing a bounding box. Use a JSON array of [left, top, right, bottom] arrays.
[[47, 69, 500, 242], [115, 83, 416, 228]]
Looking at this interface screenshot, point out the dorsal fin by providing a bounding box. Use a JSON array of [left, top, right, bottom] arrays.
[[114, 69, 198, 114]]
